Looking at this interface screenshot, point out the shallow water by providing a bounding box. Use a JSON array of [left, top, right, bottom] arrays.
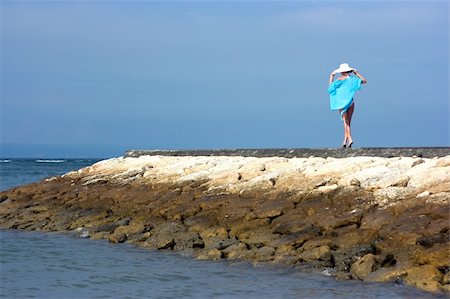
[[0, 230, 445, 299], [0, 159, 100, 191]]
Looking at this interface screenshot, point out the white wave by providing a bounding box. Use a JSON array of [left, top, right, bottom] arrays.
[[321, 268, 336, 277], [36, 159, 66, 163], [0, 159, 12, 163]]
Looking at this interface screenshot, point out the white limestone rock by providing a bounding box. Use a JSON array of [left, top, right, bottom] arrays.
[[408, 166, 450, 193]]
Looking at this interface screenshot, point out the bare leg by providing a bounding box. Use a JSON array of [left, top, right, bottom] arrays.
[[346, 103, 355, 147], [340, 110, 349, 147], [347, 102, 355, 124], [338, 102, 355, 148], [342, 113, 350, 147]]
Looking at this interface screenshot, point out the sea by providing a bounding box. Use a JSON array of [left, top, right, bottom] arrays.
[[0, 159, 446, 299]]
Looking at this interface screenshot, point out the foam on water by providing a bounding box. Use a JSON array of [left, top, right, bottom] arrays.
[[0, 158, 99, 191], [35, 159, 66, 163]]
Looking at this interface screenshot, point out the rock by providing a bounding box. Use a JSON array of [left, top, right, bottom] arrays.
[[317, 184, 339, 193], [414, 243, 450, 268], [417, 191, 431, 198], [331, 229, 377, 250], [364, 264, 408, 283], [92, 222, 123, 233], [253, 199, 294, 219], [373, 187, 411, 203], [435, 156, 450, 167], [152, 221, 187, 236], [272, 243, 301, 265], [145, 216, 167, 230], [90, 231, 110, 240], [332, 244, 375, 272], [203, 237, 238, 250], [127, 232, 151, 244], [228, 218, 270, 238], [301, 237, 332, 251], [350, 178, 361, 187], [404, 265, 443, 293], [270, 226, 321, 248], [198, 226, 228, 240], [254, 246, 276, 261], [408, 166, 450, 194], [314, 210, 362, 231], [165, 202, 200, 221], [0, 194, 8, 203], [412, 159, 425, 167], [174, 232, 204, 250], [223, 243, 254, 260], [184, 211, 219, 231], [143, 221, 186, 249], [338, 165, 402, 189], [416, 232, 449, 248], [426, 192, 450, 205], [299, 245, 331, 263], [443, 272, 450, 284], [272, 215, 309, 235], [239, 228, 276, 247], [112, 220, 146, 238], [441, 269, 450, 293], [27, 220, 49, 231], [334, 272, 352, 280], [145, 234, 175, 249], [350, 253, 377, 280], [109, 232, 127, 243], [68, 210, 111, 230], [196, 249, 223, 261], [391, 176, 410, 187]]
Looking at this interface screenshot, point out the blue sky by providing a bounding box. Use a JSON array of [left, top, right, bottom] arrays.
[[1, 1, 448, 158]]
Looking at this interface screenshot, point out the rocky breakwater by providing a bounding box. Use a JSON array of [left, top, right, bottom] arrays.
[[1, 154, 449, 293]]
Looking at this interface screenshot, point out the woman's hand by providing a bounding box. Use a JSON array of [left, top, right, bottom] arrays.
[[353, 69, 367, 84]]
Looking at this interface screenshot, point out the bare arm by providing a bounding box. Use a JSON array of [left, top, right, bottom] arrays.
[[353, 70, 367, 84], [329, 72, 336, 85]]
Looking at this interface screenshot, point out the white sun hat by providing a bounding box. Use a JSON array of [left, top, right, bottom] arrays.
[[334, 63, 354, 73]]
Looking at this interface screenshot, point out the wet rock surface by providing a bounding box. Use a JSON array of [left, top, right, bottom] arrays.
[[1, 152, 449, 294]]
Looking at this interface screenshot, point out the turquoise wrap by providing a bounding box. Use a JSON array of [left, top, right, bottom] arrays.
[[328, 76, 362, 118]]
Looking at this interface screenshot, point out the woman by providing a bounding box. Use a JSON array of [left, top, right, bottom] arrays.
[[328, 63, 367, 148]]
